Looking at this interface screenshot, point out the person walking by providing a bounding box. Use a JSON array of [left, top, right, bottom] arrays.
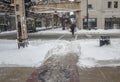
[[70, 19, 76, 37]]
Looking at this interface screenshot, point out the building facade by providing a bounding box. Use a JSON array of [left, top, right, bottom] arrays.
[[81, 0, 120, 29], [0, 0, 16, 32]]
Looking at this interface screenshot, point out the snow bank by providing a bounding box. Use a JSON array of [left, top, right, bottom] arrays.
[[43, 41, 81, 66], [1, 28, 120, 37], [77, 29, 120, 34], [34, 28, 120, 35], [0, 30, 16, 34]]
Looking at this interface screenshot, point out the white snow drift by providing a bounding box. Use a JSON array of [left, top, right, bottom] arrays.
[[0, 39, 120, 68]]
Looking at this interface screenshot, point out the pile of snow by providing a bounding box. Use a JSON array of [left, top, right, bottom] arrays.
[[43, 41, 81, 65], [77, 29, 120, 34], [0, 30, 16, 34], [1, 28, 120, 36]]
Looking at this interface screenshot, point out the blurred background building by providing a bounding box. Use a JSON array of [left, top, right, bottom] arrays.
[[81, 0, 120, 30], [1, 0, 119, 32]]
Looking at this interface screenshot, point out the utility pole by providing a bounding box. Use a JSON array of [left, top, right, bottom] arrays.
[[14, 0, 28, 49], [86, 0, 89, 29]]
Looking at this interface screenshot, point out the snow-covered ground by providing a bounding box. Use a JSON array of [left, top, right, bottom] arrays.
[[1, 28, 120, 35], [32, 28, 120, 35], [0, 38, 120, 68], [0, 30, 16, 34]]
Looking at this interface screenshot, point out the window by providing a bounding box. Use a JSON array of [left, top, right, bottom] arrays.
[[0, 16, 5, 24], [16, 4, 19, 11], [114, 1, 118, 8], [11, 0, 14, 3], [88, 4, 93, 9], [108, 1, 112, 8], [17, 15, 20, 21]]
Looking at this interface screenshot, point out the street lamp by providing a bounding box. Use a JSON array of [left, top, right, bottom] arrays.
[[86, 0, 89, 29]]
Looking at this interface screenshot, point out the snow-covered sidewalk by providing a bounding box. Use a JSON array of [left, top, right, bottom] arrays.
[[0, 39, 120, 68]]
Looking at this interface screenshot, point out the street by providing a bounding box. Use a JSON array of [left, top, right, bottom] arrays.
[[0, 29, 120, 40], [0, 29, 120, 82], [1, 0, 120, 82]]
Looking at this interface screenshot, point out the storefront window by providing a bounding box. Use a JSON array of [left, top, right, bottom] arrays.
[[105, 18, 120, 29], [0, 16, 5, 24], [83, 18, 97, 29]]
